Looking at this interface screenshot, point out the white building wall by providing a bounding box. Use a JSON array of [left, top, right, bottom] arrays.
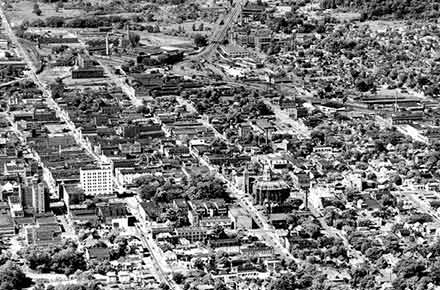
[[80, 162, 113, 195]]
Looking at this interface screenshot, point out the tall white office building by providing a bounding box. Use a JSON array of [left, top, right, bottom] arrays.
[[80, 161, 113, 196]]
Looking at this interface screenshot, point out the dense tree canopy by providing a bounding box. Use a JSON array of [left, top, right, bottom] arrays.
[[22, 242, 87, 275], [0, 261, 31, 290], [320, 0, 440, 20]]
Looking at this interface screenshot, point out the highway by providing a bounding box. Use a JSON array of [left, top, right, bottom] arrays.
[[196, 0, 243, 60]]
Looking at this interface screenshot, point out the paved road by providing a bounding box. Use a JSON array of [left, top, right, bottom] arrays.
[[127, 200, 178, 290], [263, 100, 310, 138], [196, 0, 243, 60], [1, 5, 101, 163], [175, 95, 297, 262]]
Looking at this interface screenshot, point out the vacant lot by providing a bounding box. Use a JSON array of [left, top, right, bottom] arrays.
[[137, 32, 194, 48]]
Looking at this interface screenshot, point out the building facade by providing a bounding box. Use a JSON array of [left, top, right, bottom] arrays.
[[80, 162, 113, 195]]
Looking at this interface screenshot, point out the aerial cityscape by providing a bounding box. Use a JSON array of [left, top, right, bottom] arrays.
[[0, 0, 440, 289]]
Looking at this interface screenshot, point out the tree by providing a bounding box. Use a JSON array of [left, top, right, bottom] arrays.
[[394, 258, 426, 278], [186, 175, 228, 200], [0, 261, 31, 290], [146, 13, 154, 22], [430, 259, 440, 284], [50, 78, 65, 99], [193, 258, 204, 270], [311, 130, 325, 144], [22, 243, 86, 275], [267, 272, 295, 290], [194, 34, 207, 47], [33, 3, 42, 16], [214, 281, 228, 290], [300, 221, 321, 239], [136, 105, 150, 114], [172, 272, 184, 284], [139, 184, 157, 200], [129, 32, 141, 47], [55, 1, 63, 12]]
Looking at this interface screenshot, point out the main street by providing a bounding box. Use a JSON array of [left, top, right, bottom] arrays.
[[0, 5, 175, 289], [0, 5, 100, 162]]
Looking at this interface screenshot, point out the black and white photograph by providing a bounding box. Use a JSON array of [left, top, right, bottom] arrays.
[[0, 0, 439, 289]]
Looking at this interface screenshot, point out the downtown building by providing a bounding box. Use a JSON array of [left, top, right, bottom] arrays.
[[80, 161, 113, 196]]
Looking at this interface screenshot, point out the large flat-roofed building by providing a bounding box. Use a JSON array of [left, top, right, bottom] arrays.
[[175, 227, 208, 242], [72, 53, 105, 79], [80, 161, 113, 196], [25, 224, 62, 247], [0, 215, 15, 237], [72, 67, 104, 79], [220, 45, 255, 58], [0, 202, 15, 237]]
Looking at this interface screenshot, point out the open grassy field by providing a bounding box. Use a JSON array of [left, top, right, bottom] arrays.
[[5, 0, 85, 27], [139, 33, 193, 48]]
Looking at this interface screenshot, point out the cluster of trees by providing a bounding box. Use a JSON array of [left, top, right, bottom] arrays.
[[287, 21, 440, 98], [169, 3, 202, 22], [27, 15, 143, 28], [33, 3, 42, 16], [189, 87, 273, 118], [320, 0, 440, 20], [266, 11, 337, 34], [194, 34, 207, 47], [0, 262, 31, 290], [64, 89, 121, 115], [350, 263, 379, 289], [135, 175, 186, 202], [267, 267, 327, 290], [391, 256, 440, 290], [21, 241, 86, 275], [36, 282, 101, 290], [323, 207, 357, 230], [286, 214, 322, 239], [186, 175, 228, 200], [50, 78, 65, 99], [135, 174, 228, 202]]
